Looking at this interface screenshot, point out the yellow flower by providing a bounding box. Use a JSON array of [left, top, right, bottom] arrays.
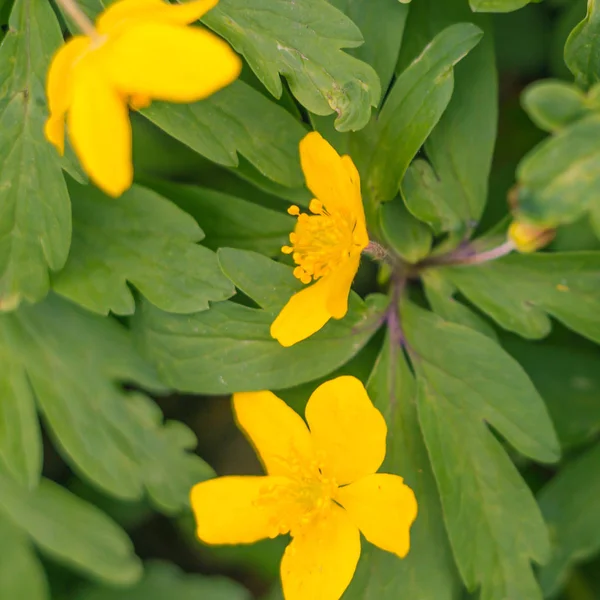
[[190, 376, 417, 600], [270, 132, 369, 347], [44, 0, 241, 197]]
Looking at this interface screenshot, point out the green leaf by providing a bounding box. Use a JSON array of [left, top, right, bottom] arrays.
[[329, 0, 409, 97], [521, 80, 589, 132], [0, 333, 41, 488], [74, 561, 250, 600], [134, 249, 387, 393], [142, 81, 306, 187], [565, 0, 600, 88], [0, 516, 48, 600], [145, 180, 292, 256], [363, 23, 482, 206], [398, 1, 497, 234], [203, 0, 381, 131], [344, 335, 462, 600], [537, 442, 600, 596], [470, 0, 533, 12], [0, 473, 142, 585], [439, 252, 600, 343], [503, 334, 600, 449], [403, 302, 558, 600], [422, 270, 498, 341], [516, 114, 600, 227], [0, 295, 211, 511], [0, 0, 71, 309], [379, 197, 433, 263], [52, 180, 234, 316]]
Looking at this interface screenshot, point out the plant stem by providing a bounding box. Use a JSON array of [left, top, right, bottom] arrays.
[[452, 240, 516, 265], [55, 0, 99, 39], [420, 239, 516, 268]]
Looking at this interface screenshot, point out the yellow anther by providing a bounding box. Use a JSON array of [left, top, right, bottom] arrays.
[[309, 198, 324, 214], [281, 199, 365, 287], [288, 205, 300, 216]]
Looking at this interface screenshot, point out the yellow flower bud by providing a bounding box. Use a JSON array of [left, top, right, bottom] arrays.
[[508, 221, 555, 253]]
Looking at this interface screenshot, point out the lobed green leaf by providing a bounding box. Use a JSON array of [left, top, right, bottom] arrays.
[[0, 295, 211, 512], [134, 249, 387, 393], [330, 0, 409, 99], [504, 334, 600, 449], [0, 472, 142, 585], [403, 302, 558, 600], [344, 335, 462, 600], [52, 181, 234, 316], [0, 0, 71, 309], [146, 180, 292, 256], [203, 0, 381, 131], [142, 81, 306, 188], [439, 252, 600, 343]]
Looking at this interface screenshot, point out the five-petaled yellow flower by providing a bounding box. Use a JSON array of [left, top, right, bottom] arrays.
[[44, 0, 241, 197], [270, 132, 369, 347], [190, 376, 417, 600]]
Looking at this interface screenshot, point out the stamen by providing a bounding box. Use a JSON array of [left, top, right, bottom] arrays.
[[283, 198, 366, 285], [309, 199, 324, 214]]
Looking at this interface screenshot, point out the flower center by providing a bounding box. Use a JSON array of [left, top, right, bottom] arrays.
[[282, 200, 364, 284], [255, 457, 338, 537]]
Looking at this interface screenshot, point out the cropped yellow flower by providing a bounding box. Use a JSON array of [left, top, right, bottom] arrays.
[[44, 0, 241, 197], [270, 132, 369, 347], [190, 376, 417, 600]]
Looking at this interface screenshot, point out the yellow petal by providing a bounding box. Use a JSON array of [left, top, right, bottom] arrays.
[[103, 23, 241, 103], [305, 376, 387, 485], [44, 36, 90, 154], [68, 64, 132, 197], [233, 391, 314, 477], [97, 0, 218, 34], [336, 474, 418, 558], [281, 503, 360, 600], [325, 254, 360, 320], [340, 154, 368, 245], [270, 275, 332, 347], [299, 132, 361, 218], [190, 475, 293, 544]]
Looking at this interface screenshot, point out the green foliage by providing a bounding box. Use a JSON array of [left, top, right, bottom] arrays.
[[565, 0, 600, 88], [345, 336, 462, 600], [0, 472, 142, 586], [361, 23, 483, 207], [53, 181, 234, 316], [399, 0, 497, 236], [0, 0, 70, 309], [74, 561, 251, 600], [403, 302, 557, 600], [537, 442, 600, 596], [1, 0, 600, 598], [135, 249, 387, 393], [203, 0, 381, 131]]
